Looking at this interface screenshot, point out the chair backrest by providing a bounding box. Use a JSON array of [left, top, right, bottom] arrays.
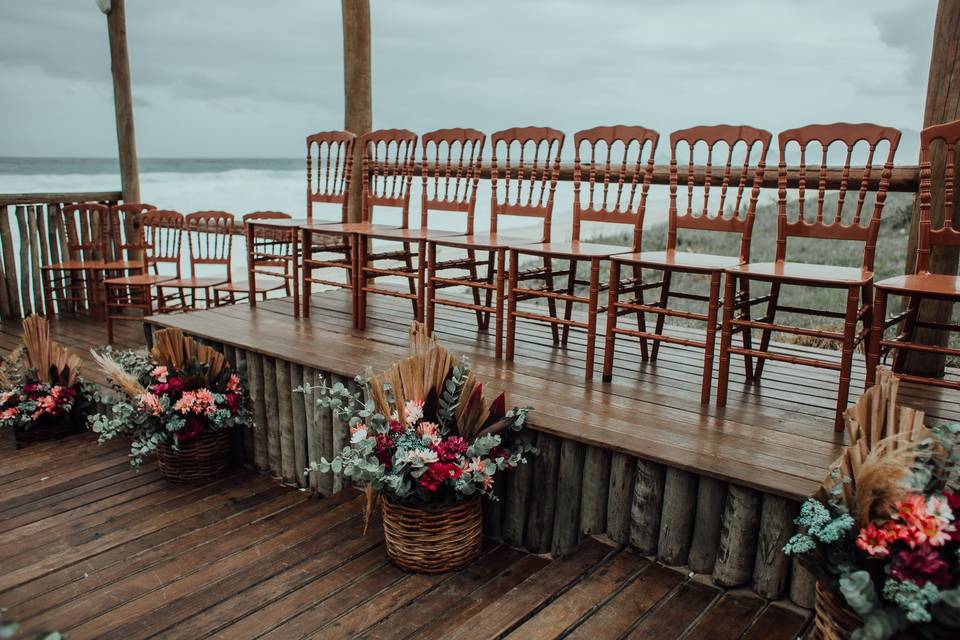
[[142, 210, 184, 277], [775, 123, 901, 271], [185, 211, 234, 280], [490, 126, 564, 242], [307, 131, 355, 222], [361, 129, 418, 227], [61, 203, 109, 262], [243, 211, 293, 272], [108, 203, 157, 261], [916, 119, 960, 273], [420, 128, 485, 234], [668, 125, 772, 262], [572, 125, 659, 251]]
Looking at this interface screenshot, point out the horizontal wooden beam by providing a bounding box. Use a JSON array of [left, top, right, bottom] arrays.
[[396, 163, 921, 193], [0, 191, 123, 206]]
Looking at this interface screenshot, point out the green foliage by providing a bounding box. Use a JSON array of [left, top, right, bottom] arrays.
[[438, 358, 469, 431]]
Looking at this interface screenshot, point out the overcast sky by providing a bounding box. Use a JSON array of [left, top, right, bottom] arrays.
[[0, 0, 938, 160]]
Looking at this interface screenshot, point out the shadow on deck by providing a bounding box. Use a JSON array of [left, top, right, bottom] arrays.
[[0, 432, 810, 639]]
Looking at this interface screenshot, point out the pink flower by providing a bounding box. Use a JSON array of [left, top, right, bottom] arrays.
[[917, 515, 955, 547], [416, 421, 439, 441], [226, 373, 241, 393], [404, 399, 424, 425], [0, 407, 19, 420], [0, 390, 15, 405], [138, 392, 162, 416], [151, 366, 169, 383], [194, 389, 215, 415], [893, 494, 929, 529], [856, 522, 894, 558]]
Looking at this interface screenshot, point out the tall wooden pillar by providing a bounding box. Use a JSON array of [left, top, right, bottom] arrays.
[[104, 0, 141, 204], [902, 1, 960, 376], [342, 0, 372, 223]]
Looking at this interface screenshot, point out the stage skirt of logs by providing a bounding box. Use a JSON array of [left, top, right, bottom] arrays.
[[198, 338, 813, 609]]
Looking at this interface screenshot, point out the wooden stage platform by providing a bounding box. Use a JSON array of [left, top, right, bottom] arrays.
[[0, 432, 810, 639], [147, 290, 960, 502]]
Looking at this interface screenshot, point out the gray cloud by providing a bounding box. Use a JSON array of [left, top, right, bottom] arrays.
[[0, 0, 938, 159]]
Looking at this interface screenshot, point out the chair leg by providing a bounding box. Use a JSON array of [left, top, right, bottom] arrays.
[[543, 256, 560, 345], [403, 241, 418, 318], [866, 289, 888, 387], [105, 281, 114, 344], [651, 269, 672, 361], [716, 272, 737, 407], [835, 286, 861, 432], [700, 271, 722, 405], [893, 294, 922, 373], [301, 229, 312, 319], [737, 277, 754, 380], [506, 249, 519, 361], [561, 258, 578, 346], [584, 258, 601, 381], [630, 264, 650, 361], [416, 239, 427, 322], [482, 251, 495, 330], [495, 249, 507, 360], [602, 259, 621, 383], [358, 236, 368, 331], [753, 281, 781, 380], [426, 242, 437, 334], [466, 248, 485, 330], [42, 268, 55, 317]]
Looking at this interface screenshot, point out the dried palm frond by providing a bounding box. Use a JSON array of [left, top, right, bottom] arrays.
[[18, 315, 82, 386], [150, 328, 227, 379], [851, 435, 923, 528], [91, 349, 145, 398], [49, 342, 82, 387]]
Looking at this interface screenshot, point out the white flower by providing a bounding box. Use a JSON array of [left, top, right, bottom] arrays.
[[399, 447, 437, 466], [349, 426, 368, 444], [404, 399, 424, 425]]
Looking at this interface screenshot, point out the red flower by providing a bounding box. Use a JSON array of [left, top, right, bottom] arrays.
[[432, 436, 468, 462], [419, 462, 463, 492], [388, 419, 404, 435], [487, 446, 509, 462], [374, 434, 394, 468], [225, 392, 242, 413], [889, 544, 953, 587], [177, 415, 204, 441]]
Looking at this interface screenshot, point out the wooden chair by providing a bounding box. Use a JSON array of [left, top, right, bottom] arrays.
[[300, 131, 361, 319], [41, 203, 109, 317], [867, 118, 960, 389], [101, 203, 156, 271], [506, 126, 659, 380], [602, 125, 771, 402], [350, 129, 425, 328], [104, 210, 183, 343], [428, 127, 563, 358], [215, 211, 291, 306], [158, 211, 234, 311], [717, 123, 901, 431]]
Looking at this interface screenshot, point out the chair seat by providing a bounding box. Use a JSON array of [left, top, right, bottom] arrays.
[[363, 227, 464, 241], [515, 241, 633, 258], [302, 222, 399, 235], [247, 217, 308, 229], [430, 233, 542, 250], [615, 250, 741, 271], [43, 259, 106, 270], [214, 279, 287, 294], [103, 273, 176, 286], [725, 261, 872, 286], [875, 273, 960, 297], [159, 277, 228, 289]]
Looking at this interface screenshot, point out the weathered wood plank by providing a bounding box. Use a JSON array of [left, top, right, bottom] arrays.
[[0, 205, 20, 318], [551, 438, 584, 557], [579, 445, 609, 535], [753, 494, 799, 599], [15, 207, 32, 315], [657, 468, 698, 566], [713, 485, 761, 588], [606, 451, 635, 544], [688, 476, 727, 574], [302, 366, 319, 493], [245, 351, 270, 471], [629, 458, 665, 555], [790, 557, 817, 609], [276, 359, 296, 484], [262, 356, 282, 476], [502, 429, 535, 549], [525, 431, 560, 554], [27, 206, 43, 314]]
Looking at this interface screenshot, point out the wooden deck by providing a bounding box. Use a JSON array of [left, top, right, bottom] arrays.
[[0, 432, 811, 640], [146, 290, 960, 500]]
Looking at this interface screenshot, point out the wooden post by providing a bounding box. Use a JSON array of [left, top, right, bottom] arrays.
[[629, 459, 665, 555], [687, 476, 728, 574], [104, 0, 141, 204], [0, 207, 19, 318], [657, 468, 698, 566], [578, 446, 610, 535], [902, 0, 960, 376], [605, 452, 636, 544], [341, 0, 372, 222]]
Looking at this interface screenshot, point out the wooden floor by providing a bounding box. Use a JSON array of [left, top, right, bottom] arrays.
[[0, 432, 810, 640], [147, 290, 960, 500]]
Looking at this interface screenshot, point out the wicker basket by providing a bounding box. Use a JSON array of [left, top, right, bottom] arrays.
[[156, 429, 231, 483], [14, 416, 84, 447], [815, 582, 863, 640], [381, 494, 483, 574]]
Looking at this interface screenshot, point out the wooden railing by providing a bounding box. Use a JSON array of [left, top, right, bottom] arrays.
[[0, 192, 122, 320]]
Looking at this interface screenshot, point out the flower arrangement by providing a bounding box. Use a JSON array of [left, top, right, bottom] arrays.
[[89, 328, 252, 470], [0, 315, 94, 444], [306, 324, 536, 508], [785, 370, 960, 640]]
